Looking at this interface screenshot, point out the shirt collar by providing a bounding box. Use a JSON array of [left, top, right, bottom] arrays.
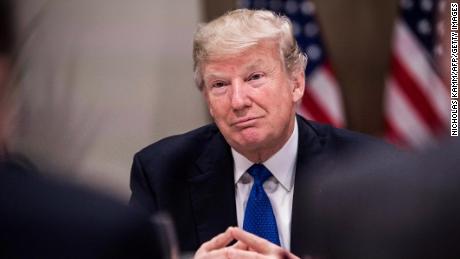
[[232, 118, 298, 191]]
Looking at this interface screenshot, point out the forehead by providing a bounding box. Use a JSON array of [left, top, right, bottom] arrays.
[[202, 41, 283, 77]]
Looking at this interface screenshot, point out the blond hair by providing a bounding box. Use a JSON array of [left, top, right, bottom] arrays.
[[193, 9, 307, 90]]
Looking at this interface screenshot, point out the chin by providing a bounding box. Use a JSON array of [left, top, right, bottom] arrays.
[[234, 129, 268, 149]]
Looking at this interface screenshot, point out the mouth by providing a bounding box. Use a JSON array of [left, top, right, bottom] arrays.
[[231, 116, 262, 128]]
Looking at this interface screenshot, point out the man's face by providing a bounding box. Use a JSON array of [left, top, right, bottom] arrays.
[[201, 41, 305, 159]]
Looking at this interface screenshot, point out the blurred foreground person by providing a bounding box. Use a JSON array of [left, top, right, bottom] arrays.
[[0, 2, 170, 258], [0, 161, 169, 259], [301, 140, 460, 259]]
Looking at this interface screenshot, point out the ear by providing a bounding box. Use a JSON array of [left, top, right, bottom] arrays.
[[291, 70, 305, 103]]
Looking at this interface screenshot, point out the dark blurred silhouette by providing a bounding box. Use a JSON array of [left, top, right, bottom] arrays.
[[0, 1, 14, 56], [0, 160, 168, 258], [0, 2, 172, 258], [0, 0, 15, 155], [301, 140, 460, 259]]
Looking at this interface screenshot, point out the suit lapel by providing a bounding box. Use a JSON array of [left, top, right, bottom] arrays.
[[291, 116, 328, 255], [188, 131, 237, 245]]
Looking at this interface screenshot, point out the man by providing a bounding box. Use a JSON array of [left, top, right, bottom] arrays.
[[130, 9, 390, 256]]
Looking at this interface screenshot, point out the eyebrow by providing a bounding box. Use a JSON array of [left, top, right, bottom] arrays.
[[204, 58, 270, 82], [203, 73, 227, 83]]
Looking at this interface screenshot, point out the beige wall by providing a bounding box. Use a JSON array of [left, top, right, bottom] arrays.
[[11, 0, 209, 200]]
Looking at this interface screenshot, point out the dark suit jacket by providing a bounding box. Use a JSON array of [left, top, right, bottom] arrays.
[[0, 159, 167, 259], [129, 115, 390, 254]]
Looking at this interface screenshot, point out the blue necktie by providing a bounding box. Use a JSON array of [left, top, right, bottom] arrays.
[[243, 164, 281, 245]]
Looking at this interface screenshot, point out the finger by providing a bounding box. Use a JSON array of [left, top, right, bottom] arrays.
[[228, 246, 300, 259], [230, 227, 274, 253], [204, 247, 232, 259], [232, 240, 249, 251], [226, 247, 266, 259], [201, 228, 234, 251]]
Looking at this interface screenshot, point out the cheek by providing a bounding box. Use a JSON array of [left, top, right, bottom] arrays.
[[269, 86, 293, 109], [207, 98, 228, 120], [205, 94, 219, 117], [268, 91, 295, 122]]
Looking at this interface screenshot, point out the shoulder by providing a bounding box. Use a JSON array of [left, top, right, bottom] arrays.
[[133, 123, 221, 168], [297, 115, 393, 152]]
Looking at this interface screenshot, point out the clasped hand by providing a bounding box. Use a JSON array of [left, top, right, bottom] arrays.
[[194, 227, 299, 259]]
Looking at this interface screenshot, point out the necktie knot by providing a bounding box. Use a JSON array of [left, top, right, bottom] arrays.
[[247, 164, 272, 186]]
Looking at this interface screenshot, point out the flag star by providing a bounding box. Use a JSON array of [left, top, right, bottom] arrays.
[[420, 0, 433, 12], [292, 22, 301, 37], [400, 0, 414, 10], [285, 0, 299, 14], [434, 44, 443, 56], [438, 0, 447, 12], [304, 22, 319, 37], [307, 45, 322, 61], [300, 0, 316, 16], [437, 21, 445, 36], [417, 19, 431, 35]]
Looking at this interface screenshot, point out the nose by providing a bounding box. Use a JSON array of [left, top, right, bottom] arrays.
[[230, 79, 251, 111]]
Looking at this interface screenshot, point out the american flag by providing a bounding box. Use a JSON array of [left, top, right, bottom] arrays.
[[384, 0, 450, 148], [239, 0, 345, 127]]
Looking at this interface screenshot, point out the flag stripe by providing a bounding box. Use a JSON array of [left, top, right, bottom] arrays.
[[390, 55, 444, 134], [385, 77, 434, 147], [384, 2, 449, 148], [301, 87, 336, 125], [384, 117, 407, 147], [306, 66, 345, 127], [393, 21, 450, 124]]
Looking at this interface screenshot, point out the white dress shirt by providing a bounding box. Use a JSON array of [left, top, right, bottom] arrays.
[[232, 118, 298, 250]]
